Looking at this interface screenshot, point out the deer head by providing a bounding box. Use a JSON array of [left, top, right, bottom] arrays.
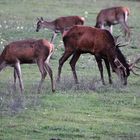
[[115, 40, 140, 81], [113, 40, 131, 85], [36, 17, 44, 32]]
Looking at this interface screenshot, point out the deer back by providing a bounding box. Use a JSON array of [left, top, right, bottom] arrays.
[[63, 25, 129, 82], [63, 25, 115, 54], [1, 39, 52, 64], [96, 6, 130, 26], [54, 16, 84, 31]]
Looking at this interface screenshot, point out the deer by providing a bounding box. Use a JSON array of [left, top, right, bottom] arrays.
[[95, 6, 130, 40], [0, 39, 55, 93], [56, 25, 132, 86], [36, 16, 85, 43]]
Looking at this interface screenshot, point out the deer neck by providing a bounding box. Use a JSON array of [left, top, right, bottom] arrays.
[[43, 21, 56, 31]]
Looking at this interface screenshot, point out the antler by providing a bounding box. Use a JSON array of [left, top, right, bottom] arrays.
[[116, 42, 129, 48], [129, 56, 140, 75], [37, 17, 40, 21], [36, 17, 44, 21], [114, 58, 127, 76], [114, 35, 130, 48], [130, 69, 140, 76], [114, 35, 120, 44]]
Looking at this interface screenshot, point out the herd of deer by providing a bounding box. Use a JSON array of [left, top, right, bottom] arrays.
[[0, 6, 140, 93]]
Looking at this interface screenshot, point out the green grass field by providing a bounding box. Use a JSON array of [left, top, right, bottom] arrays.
[[0, 0, 140, 139]]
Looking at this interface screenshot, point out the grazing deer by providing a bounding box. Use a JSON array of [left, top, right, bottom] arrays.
[[36, 16, 85, 43], [0, 39, 55, 93], [57, 25, 130, 85], [95, 6, 130, 39]]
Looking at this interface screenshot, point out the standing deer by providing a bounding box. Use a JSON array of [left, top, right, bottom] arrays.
[[57, 25, 130, 85], [36, 16, 85, 43], [95, 6, 130, 39], [0, 39, 55, 93]]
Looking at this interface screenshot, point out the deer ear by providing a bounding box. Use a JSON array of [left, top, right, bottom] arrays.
[[40, 17, 44, 21], [36, 17, 40, 21]]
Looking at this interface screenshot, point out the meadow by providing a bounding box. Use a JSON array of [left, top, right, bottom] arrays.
[[0, 0, 140, 139]]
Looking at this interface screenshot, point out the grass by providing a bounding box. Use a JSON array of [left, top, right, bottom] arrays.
[[0, 0, 140, 140], [1, 92, 140, 139]]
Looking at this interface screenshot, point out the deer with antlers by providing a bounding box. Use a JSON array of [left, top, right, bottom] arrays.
[[56, 25, 139, 86], [36, 16, 85, 43], [0, 39, 55, 93], [95, 6, 130, 40]]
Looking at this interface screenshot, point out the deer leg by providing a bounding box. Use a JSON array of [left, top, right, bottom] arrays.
[[46, 51, 53, 64], [120, 21, 130, 40], [44, 63, 55, 92], [95, 55, 105, 85], [51, 32, 57, 43], [13, 68, 17, 90], [0, 61, 7, 71], [44, 50, 55, 92], [103, 57, 112, 84], [37, 60, 47, 93], [14, 61, 24, 93], [69, 51, 81, 84], [109, 25, 113, 34], [57, 50, 73, 82]]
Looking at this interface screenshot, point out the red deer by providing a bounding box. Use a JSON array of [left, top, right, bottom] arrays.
[[0, 39, 55, 93], [36, 16, 85, 43], [57, 25, 131, 85], [95, 6, 130, 39]]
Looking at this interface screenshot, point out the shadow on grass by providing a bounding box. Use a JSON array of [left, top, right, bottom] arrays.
[[0, 81, 42, 116], [55, 75, 102, 92], [0, 75, 129, 116], [55, 75, 129, 94]]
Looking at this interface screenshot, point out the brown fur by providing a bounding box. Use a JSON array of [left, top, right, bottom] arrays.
[[57, 25, 130, 85], [36, 16, 85, 42], [0, 39, 55, 93], [95, 6, 130, 39]]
